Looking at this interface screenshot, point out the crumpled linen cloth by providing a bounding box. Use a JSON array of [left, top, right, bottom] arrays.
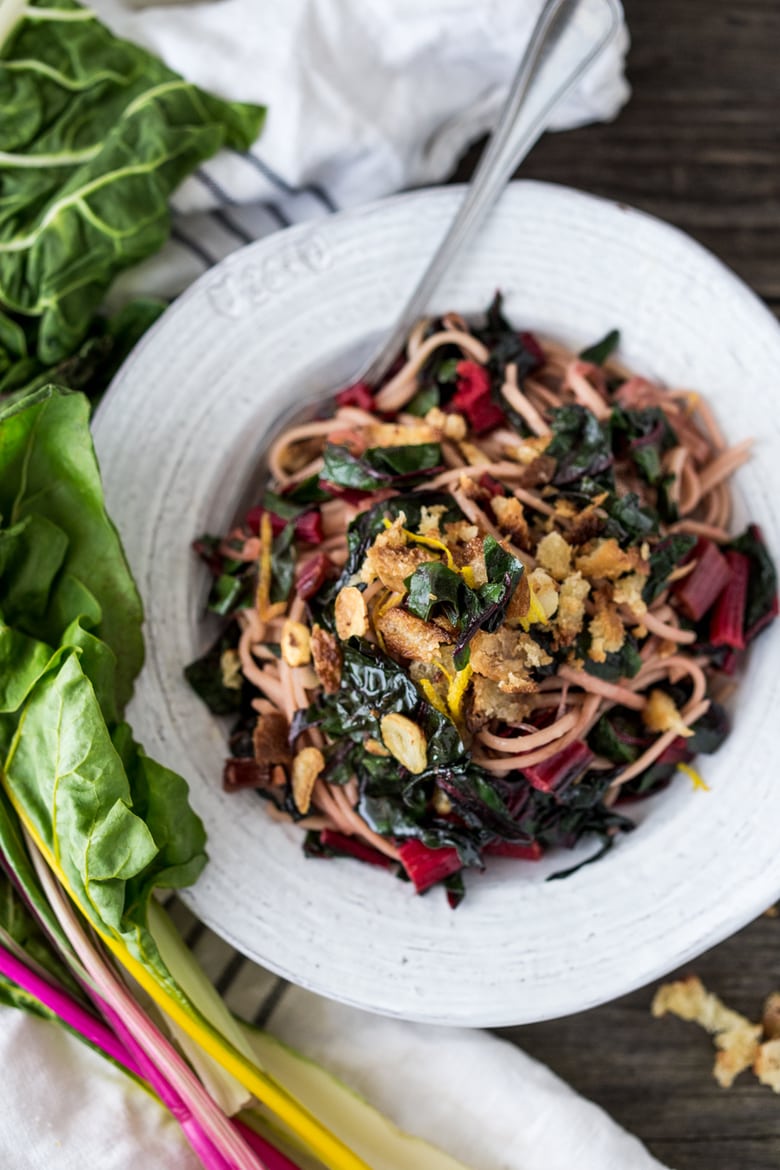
[[0, 981, 669, 1169], [0, 2, 672, 1168], [93, 0, 632, 305]]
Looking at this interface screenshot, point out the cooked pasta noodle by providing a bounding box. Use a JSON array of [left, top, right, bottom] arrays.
[[187, 297, 777, 901]]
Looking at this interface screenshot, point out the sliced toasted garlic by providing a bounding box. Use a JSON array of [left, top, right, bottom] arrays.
[[219, 647, 243, 690], [291, 746, 325, 815], [334, 585, 368, 640], [281, 619, 312, 667], [380, 712, 428, 775], [311, 624, 343, 693], [432, 787, 453, 815], [364, 737, 390, 757]]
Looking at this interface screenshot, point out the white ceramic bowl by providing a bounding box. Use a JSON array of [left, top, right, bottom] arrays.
[[93, 182, 780, 1026]]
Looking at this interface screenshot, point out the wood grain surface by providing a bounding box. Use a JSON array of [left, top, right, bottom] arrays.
[[459, 1, 780, 1166]]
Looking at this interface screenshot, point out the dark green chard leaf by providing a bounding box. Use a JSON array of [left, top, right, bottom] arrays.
[[405, 385, 441, 418], [728, 526, 779, 639], [302, 638, 527, 866], [642, 533, 697, 604], [405, 562, 463, 623], [209, 572, 252, 616], [281, 475, 332, 506], [583, 634, 643, 682], [270, 522, 297, 605], [261, 491, 305, 521], [0, 514, 69, 629], [603, 492, 658, 544], [686, 701, 730, 755], [546, 405, 615, 492], [579, 329, 620, 366], [516, 777, 634, 881], [406, 354, 459, 417], [588, 709, 648, 765], [476, 292, 541, 378], [612, 406, 678, 486], [0, 0, 264, 367], [321, 443, 442, 490], [184, 628, 243, 716]]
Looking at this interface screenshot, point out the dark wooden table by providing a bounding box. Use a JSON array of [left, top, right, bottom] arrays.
[[459, 2, 780, 1166]]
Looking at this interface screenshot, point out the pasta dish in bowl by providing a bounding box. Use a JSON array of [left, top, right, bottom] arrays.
[[92, 182, 780, 1023]]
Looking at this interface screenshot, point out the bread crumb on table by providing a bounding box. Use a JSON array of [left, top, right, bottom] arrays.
[[652, 975, 780, 1092]]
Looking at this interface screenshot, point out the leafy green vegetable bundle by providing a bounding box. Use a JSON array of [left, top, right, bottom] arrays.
[[0, 0, 264, 402], [188, 298, 778, 903], [2, 386, 471, 1170]]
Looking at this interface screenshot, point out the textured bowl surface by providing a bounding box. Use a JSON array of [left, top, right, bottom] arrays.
[[93, 182, 780, 1026]]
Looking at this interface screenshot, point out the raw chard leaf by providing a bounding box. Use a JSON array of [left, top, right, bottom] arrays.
[[579, 329, 620, 366], [642, 533, 697, 604], [0, 623, 58, 714], [0, 0, 264, 365], [0, 300, 165, 404], [3, 649, 206, 983], [0, 513, 69, 629], [0, 386, 143, 709]]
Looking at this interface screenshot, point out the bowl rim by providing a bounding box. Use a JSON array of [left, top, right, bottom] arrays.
[[95, 178, 780, 1025]]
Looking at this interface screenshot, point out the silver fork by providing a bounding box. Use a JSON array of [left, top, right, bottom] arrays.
[[360, 0, 623, 387]]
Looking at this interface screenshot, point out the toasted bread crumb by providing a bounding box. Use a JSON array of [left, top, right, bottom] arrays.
[[576, 537, 644, 581], [754, 1039, 780, 1092], [652, 976, 761, 1088], [253, 712, 292, 765], [555, 572, 591, 643], [491, 495, 530, 546], [536, 531, 573, 581], [376, 606, 453, 662]]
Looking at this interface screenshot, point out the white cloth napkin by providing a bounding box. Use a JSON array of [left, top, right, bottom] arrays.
[[0, 2, 672, 1168], [0, 984, 669, 1170], [95, 0, 632, 306]]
